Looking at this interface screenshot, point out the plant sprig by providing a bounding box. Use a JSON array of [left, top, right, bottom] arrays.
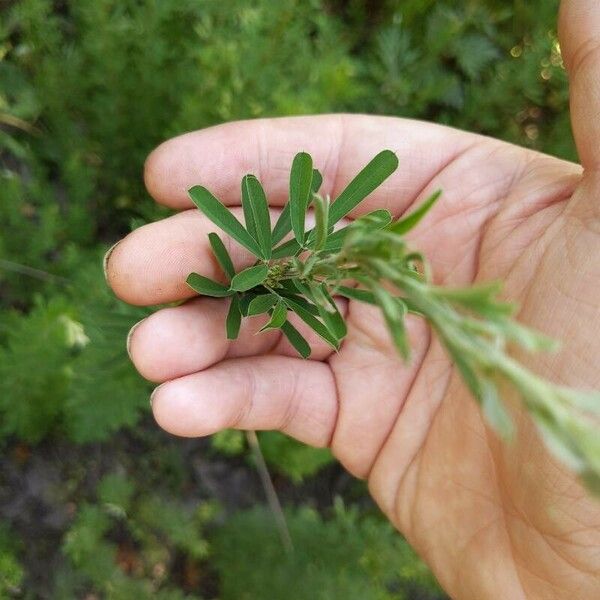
[[186, 151, 600, 495]]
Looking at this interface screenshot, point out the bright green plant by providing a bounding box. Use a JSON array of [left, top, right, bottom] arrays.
[[187, 150, 600, 494]]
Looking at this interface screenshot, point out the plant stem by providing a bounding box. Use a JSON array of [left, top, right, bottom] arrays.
[[246, 431, 294, 554]]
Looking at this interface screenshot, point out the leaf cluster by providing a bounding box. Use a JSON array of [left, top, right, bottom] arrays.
[[188, 150, 600, 495], [187, 149, 399, 356]]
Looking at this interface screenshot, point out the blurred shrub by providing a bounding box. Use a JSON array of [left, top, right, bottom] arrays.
[[0, 523, 24, 597], [0, 0, 365, 455], [173, 0, 359, 126], [256, 431, 333, 483], [0, 296, 79, 442], [365, 1, 573, 158], [0, 254, 150, 443], [6, 0, 204, 232], [3, 0, 359, 234], [56, 472, 214, 599], [212, 430, 333, 483], [212, 499, 446, 600], [2, 0, 570, 240], [0, 168, 64, 305]]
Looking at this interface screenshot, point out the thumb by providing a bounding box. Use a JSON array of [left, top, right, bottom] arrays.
[[559, 0, 600, 170]]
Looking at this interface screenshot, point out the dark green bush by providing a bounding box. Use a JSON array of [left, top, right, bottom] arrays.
[[212, 430, 333, 483], [56, 472, 213, 599], [0, 254, 149, 443], [213, 500, 445, 600], [0, 523, 24, 597]]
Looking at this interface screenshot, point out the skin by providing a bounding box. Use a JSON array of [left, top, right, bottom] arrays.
[[105, 1, 600, 597]]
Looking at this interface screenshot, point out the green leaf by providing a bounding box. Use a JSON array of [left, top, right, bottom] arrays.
[[239, 293, 258, 316], [289, 152, 313, 245], [320, 234, 346, 253], [388, 189, 441, 235], [277, 290, 320, 316], [271, 237, 302, 259], [500, 320, 559, 353], [299, 254, 319, 277], [336, 286, 377, 305], [447, 343, 484, 400], [329, 150, 398, 225], [311, 168, 323, 193], [336, 285, 421, 315], [189, 186, 262, 257], [283, 296, 340, 350], [480, 378, 514, 439], [272, 203, 291, 246], [208, 233, 235, 279], [226, 295, 242, 340], [434, 281, 515, 318], [535, 419, 585, 472], [260, 299, 288, 331], [581, 469, 600, 497], [230, 264, 269, 292], [271, 171, 322, 248], [559, 388, 600, 415], [242, 175, 272, 259], [322, 209, 392, 252], [277, 279, 303, 295], [242, 183, 258, 242], [372, 287, 410, 359], [280, 321, 311, 359], [316, 285, 347, 340], [186, 273, 234, 297], [312, 194, 329, 252], [359, 208, 393, 227], [292, 278, 317, 302], [247, 294, 278, 316]]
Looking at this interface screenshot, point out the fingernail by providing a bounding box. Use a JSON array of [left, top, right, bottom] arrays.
[[126, 318, 146, 359], [150, 383, 165, 408], [103, 241, 121, 281]]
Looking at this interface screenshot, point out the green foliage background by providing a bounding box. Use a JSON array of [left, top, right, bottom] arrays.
[[0, 0, 570, 597]]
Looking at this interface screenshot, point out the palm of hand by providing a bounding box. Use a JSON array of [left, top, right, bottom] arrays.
[[107, 116, 599, 598], [333, 137, 599, 599]]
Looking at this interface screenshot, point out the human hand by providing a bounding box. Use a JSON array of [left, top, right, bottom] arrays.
[[104, 1, 600, 597]]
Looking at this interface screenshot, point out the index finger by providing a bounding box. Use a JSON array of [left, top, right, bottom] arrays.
[[144, 114, 475, 214]]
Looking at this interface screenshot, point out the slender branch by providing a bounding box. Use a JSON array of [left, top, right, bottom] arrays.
[[0, 259, 68, 283], [245, 430, 294, 553], [0, 113, 40, 134]]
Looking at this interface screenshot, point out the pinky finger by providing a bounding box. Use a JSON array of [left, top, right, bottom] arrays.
[[151, 355, 339, 448]]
